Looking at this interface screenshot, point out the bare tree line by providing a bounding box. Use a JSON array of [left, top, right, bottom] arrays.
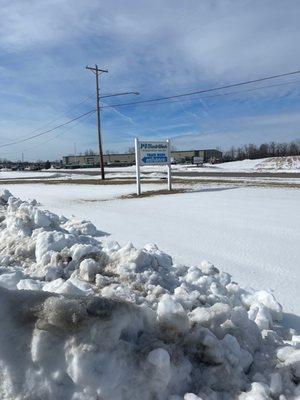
[[222, 139, 300, 162], [83, 141, 300, 162]]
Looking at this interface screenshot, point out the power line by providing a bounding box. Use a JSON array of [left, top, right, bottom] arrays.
[[1, 93, 95, 144], [103, 79, 300, 110], [3, 69, 300, 152], [101, 69, 300, 109], [0, 109, 96, 149], [0, 111, 96, 158], [100, 91, 139, 99]]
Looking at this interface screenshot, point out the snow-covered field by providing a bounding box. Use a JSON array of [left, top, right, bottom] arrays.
[[0, 170, 69, 180], [1, 188, 300, 399], [57, 155, 300, 174], [1, 183, 167, 205], [0, 168, 164, 181], [3, 183, 300, 322], [1, 156, 299, 182]]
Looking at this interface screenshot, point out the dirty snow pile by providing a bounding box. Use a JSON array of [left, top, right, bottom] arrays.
[[257, 156, 300, 172], [0, 190, 300, 400]]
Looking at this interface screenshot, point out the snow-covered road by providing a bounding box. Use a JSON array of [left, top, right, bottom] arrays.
[[3, 183, 300, 327]]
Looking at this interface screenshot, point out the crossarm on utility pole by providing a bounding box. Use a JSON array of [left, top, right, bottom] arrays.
[[85, 65, 139, 181], [86, 66, 108, 73]]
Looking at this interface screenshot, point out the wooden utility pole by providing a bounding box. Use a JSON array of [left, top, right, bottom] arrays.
[[86, 65, 108, 180]]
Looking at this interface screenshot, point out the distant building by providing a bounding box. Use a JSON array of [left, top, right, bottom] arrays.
[[62, 149, 222, 168], [62, 153, 135, 168], [171, 149, 222, 164]]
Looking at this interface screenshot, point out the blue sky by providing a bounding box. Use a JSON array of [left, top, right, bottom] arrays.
[[1, 0, 300, 161]]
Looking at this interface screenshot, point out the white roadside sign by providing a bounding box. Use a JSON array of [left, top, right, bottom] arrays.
[[139, 141, 169, 165], [135, 139, 172, 195], [193, 156, 204, 165]]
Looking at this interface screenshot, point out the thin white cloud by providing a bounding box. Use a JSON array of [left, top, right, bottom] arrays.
[[172, 111, 300, 151]]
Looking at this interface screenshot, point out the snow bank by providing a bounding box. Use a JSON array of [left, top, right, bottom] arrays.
[[216, 156, 300, 172], [0, 189, 299, 400], [257, 156, 300, 172]]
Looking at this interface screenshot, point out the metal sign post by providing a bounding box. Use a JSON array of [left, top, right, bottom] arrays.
[[166, 139, 172, 191], [135, 138, 141, 195], [135, 139, 172, 195]]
